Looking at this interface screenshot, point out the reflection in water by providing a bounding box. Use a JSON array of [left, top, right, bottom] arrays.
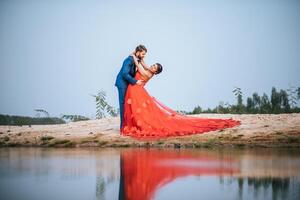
[[118, 148, 300, 200], [236, 177, 291, 200], [118, 148, 240, 200], [0, 148, 299, 200], [219, 176, 300, 200], [0, 148, 121, 200]]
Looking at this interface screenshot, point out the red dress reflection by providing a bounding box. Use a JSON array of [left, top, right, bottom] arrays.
[[118, 149, 240, 200], [121, 71, 241, 139]]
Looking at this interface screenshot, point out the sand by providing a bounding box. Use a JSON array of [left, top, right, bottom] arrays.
[[0, 113, 299, 148]]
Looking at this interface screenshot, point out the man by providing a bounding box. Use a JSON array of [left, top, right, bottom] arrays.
[[115, 45, 147, 130]]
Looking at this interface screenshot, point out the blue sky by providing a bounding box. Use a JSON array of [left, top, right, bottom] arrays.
[[1, 0, 300, 118]]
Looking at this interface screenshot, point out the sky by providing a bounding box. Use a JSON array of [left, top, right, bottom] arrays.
[[0, 0, 300, 119]]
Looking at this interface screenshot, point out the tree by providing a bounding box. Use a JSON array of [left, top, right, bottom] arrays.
[[232, 87, 244, 114], [286, 85, 298, 108], [190, 86, 300, 115], [252, 92, 261, 113], [260, 93, 272, 113], [280, 89, 290, 113], [91, 90, 118, 119], [34, 109, 50, 118], [246, 97, 254, 113], [271, 87, 281, 114], [60, 114, 90, 122], [192, 105, 202, 114]]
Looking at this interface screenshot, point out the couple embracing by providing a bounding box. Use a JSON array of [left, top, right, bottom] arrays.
[[115, 45, 241, 139]]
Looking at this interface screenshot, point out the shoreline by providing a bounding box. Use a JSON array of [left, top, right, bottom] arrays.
[[0, 113, 300, 148]]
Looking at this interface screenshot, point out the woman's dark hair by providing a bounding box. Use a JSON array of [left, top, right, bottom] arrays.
[[155, 63, 163, 75], [135, 44, 147, 53]]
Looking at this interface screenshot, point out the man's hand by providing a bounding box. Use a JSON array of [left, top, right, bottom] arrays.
[[136, 80, 144, 86]]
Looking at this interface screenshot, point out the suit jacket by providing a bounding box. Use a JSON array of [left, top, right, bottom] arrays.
[[115, 55, 137, 88]]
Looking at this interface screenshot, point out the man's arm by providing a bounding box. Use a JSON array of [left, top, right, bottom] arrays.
[[121, 58, 138, 85]]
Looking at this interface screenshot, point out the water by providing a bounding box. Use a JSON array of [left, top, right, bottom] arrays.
[[0, 147, 299, 200]]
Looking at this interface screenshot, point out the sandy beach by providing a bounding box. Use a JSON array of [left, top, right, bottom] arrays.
[[0, 113, 299, 148]]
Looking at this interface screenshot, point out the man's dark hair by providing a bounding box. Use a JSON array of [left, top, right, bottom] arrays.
[[155, 63, 163, 75], [135, 44, 147, 53]]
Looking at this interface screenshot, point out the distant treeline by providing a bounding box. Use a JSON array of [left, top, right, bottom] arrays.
[[0, 114, 66, 126], [0, 108, 90, 126], [1, 86, 299, 125], [188, 86, 300, 114], [0, 91, 114, 126]]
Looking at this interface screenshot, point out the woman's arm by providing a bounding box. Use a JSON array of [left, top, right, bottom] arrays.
[[131, 54, 152, 78], [130, 51, 149, 70], [140, 59, 150, 70]]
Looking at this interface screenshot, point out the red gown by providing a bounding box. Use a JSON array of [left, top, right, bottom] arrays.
[[119, 149, 240, 200], [121, 71, 241, 139]]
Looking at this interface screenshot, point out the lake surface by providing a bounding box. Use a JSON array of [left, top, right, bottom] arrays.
[[0, 147, 299, 200]]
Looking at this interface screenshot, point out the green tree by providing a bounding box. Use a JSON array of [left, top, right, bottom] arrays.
[[60, 114, 90, 122], [91, 90, 118, 119], [232, 87, 244, 114], [34, 109, 50, 118], [246, 97, 254, 113], [192, 105, 202, 114], [260, 93, 272, 113], [271, 87, 281, 114], [280, 89, 290, 113], [286, 85, 298, 109], [252, 92, 261, 113]]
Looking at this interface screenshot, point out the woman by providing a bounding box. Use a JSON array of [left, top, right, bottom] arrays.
[[121, 54, 241, 139]]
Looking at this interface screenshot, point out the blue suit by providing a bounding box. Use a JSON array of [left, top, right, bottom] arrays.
[[115, 55, 137, 129]]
